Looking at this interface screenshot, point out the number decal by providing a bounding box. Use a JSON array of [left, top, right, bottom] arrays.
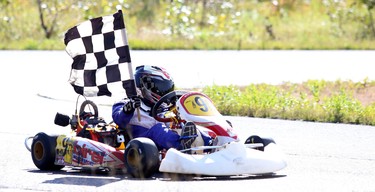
[[195, 96, 208, 112], [182, 93, 220, 116]]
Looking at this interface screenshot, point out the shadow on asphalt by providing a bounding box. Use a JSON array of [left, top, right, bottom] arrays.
[[157, 172, 287, 181], [27, 167, 286, 186]]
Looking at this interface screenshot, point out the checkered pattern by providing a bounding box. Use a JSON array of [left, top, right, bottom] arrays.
[[64, 10, 136, 97], [140, 76, 155, 89]]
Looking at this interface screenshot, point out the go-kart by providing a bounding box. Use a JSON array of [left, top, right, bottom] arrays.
[[25, 91, 287, 178]]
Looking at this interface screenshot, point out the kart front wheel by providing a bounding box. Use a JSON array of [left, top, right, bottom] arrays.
[[124, 138, 159, 178], [245, 135, 276, 151], [31, 132, 64, 171]]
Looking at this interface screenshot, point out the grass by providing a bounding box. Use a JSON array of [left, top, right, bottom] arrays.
[[1, 1, 375, 50], [201, 79, 375, 126]]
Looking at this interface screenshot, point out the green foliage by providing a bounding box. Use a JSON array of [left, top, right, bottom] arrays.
[[324, 0, 375, 39], [1, 0, 375, 50], [306, 80, 326, 102], [202, 80, 375, 126], [361, 0, 375, 10], [203, 85, 241, 115], [322, 90, 362, 123]]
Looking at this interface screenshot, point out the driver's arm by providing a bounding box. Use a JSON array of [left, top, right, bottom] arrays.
[[112, 100, 134, 128]]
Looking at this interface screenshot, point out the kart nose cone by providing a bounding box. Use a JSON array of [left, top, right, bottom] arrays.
[[159, 141, 287, 176]]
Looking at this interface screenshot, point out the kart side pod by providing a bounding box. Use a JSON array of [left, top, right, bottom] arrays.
[[26, 132, 126, 170]]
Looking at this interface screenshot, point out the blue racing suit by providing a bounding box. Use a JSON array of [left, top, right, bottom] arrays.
[[112, 99, 183, 150], [112, 99, 213, 151]]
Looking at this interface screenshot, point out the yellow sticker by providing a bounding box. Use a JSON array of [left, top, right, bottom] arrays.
[[183, 94, 219, 116], [56, 135, 73, 164]]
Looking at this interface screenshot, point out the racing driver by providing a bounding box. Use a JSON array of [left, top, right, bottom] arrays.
[[112, 65, 213, 152]]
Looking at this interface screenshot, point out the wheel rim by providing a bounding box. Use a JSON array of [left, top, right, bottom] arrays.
[[33, 141, 45, 161]]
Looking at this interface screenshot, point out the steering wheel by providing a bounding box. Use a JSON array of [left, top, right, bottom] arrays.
[[79, 100, 99, 118], [151, 90, 188, 122]]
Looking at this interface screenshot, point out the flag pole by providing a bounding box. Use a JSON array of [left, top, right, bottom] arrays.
[[125, 58, 141, 122], [119, 10, 141, 122]]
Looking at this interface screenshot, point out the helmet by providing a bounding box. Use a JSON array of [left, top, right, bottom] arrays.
[[134, 65, 175, 107]]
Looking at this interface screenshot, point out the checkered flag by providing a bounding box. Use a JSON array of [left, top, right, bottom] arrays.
[[64, 10, 136, 97]]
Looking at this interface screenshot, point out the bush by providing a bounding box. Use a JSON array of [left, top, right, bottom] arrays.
[[202, 80, 375, 126]]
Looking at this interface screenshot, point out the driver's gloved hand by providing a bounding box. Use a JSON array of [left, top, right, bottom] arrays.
[[123, 96, 141, 114]]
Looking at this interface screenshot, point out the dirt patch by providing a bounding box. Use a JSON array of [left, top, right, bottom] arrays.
[[349, 85, 375, 106]]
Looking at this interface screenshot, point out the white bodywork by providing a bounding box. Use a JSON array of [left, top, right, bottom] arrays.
[[159, 141, 287, 176], [159, 91, 287, 176]]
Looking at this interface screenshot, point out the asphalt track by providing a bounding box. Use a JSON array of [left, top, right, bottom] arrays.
[[1, 50, 375, 191], [2, 95, 375, 192]]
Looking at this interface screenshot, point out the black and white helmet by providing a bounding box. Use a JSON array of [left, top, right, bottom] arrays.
[[134, 65, 175, 107]]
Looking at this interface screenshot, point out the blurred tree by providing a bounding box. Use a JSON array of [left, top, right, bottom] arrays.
[[36, 0, 75, 39], [0, 0, 11, 41], [361, 0, 375, 9], [36, 0, 57, 38], [162, 0, 243, 39], [125, 0, 160, 23], [360, 0, 375, 37]]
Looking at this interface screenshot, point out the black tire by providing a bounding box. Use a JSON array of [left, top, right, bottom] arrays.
[[31, 132, 65, 171], [261, 137, 276, 147], [244, 135, 276, 151], [124, 138, 160, 178], [79, 100, 98, 118]]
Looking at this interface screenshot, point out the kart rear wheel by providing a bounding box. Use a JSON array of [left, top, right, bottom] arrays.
[[31, 132, 65, 171], [124, 138, 159, 178]]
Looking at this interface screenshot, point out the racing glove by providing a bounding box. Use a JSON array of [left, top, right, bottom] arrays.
[[123, 96, 141, 114]]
